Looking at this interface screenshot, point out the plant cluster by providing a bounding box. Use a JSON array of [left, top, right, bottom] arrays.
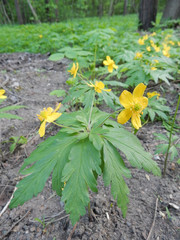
[[9, 58, 162, 226]]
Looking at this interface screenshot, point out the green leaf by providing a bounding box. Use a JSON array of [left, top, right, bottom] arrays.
[[177, 159, 180, 164], [61, 139, 101, 225], [103, 80, 128, 88], [48, 53, 64, 61], [101, 91, 116, 110], [49, 89, 66, 97], [155, 143, 168, 155], [89, 133, 103, 151], [0, 113, 22, 119], [153, 133, 169, 142], [103, 128, 161, 176], [103, 140, 131, 217], [0, 105, 26, 112], [169, 145, 178, 161], [9, 132, 77, 208], [148, 108, 156, 122]]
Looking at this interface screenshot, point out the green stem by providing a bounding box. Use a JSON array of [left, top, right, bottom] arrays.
[[163, 95, 180, 177], [92, 45, 97, 79], [52, 122, 78, 132], [88, 202, 92, 220], [87, 93, 95, 131]]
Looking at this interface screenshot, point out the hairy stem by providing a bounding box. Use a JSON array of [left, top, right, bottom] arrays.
[[163, 95, 180, 177]]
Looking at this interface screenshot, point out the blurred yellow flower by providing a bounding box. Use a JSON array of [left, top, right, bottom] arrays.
[[134, 52, 143, 59], [0, 89, 7, 99], [151, 67, 157, 71], [39, 35, 43, 38], [151, 32, 156, 37], [178, 42, 180, 46], [154, 45, 160, 52], [103, 56, 118, 73], [147, 91, 160, 99], [143, 34, 148, 41], [138, 38, 144, 45], [117, 83, 148, 130], [146, 46, 151, 52], [154, 59, 159, 63], [169, 41, 175, 46], [37, 103, 62, 137], [87, 81, 111, 93], [68, 63, 79, 78]]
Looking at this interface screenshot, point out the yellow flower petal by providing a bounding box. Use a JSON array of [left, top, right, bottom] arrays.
[[103, 60, 109, 66], [117, 109, 132, 124], [54, 103, 61, 112], [119, 90, 133, 109], [140, 97, 148, 109], [39, 120, 46, 137], [133, 83, 146, 98], [47, 112, 62, 123], [0, 89, 7, 99], [131, 113, 141, 129], [108, 65, 113, 73]]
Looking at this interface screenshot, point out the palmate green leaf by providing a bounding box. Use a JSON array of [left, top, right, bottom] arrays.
[[0, 105, 26, 112], [103, 140, 131, 217], [61, 139, 101, 225], [48, 53, 64, 61], [155, 144, 168, 155], [49, 89, 66, 97], [9, 132, 78, 208], [0, 113, 22, 119], [103, 128, 161, 176]]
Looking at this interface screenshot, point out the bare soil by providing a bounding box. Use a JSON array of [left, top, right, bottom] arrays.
[[0, 53, 179, 240]]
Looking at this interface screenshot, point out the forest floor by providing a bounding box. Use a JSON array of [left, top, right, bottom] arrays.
[[0, 53, 179, 240]]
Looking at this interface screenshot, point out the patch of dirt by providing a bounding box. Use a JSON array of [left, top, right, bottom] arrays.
[[0, 53, 179, 240]]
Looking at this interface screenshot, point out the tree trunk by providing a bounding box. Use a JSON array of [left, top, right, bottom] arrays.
[[123, 0, 128, 15], [98, 0, 103, 18], [26, 0, 41, 23], [14, 0, 23, 24], [1, 0, 11, 24], [54, 0, 59, 21], [138, 0, 158, 30], [109, 0, 115, 16], [161, 0, 180, 21]]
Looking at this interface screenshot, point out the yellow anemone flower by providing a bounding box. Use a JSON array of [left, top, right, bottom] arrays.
[[87, 81, 111, 93], [154, 59, 159, 63], [151, 66, 157, 71], [37, 103, 62, 137], [178, 42, 180, 46], [154, 46, 160, 52], [39, 35, 43, 38], [0, 89, 7, 99], [142, 34, 148, 41], [117, 83, 148, 129], [134, 52, 143, 59], [103, 56, 118, 73], [147, 91, 160, 99], [146, 46, 151, 52], [162, 50, 170, 58], [151, 32, 156, 37], [169, 41, 175, 46], [138, 38, 144, 45], [68, 62, 79, 78]]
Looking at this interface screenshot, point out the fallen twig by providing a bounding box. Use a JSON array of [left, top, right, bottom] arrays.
[[67, 222, 78, 240], [0, 187, 17, 218], [146, 198, 159, 240], [0, 209, 31, 240]]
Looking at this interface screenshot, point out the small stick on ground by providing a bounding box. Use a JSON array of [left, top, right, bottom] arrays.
[[0, 209, 31, 240], [0, 187, 17, 218], [67, 222, 78, 240], [146, 198, 159, 240]]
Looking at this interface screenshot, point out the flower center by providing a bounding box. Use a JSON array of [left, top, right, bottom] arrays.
[[134, 103, 141, 112]]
